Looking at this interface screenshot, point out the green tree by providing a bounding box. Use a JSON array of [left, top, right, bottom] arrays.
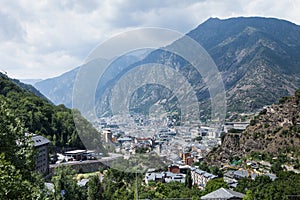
[[271, 161, 283, 174], [243, 190, 254, 200], [204, 178, 228, 195], [194, 136, 202, 141], [209, 166, 223, 177], [0, 98, 48, 199], [0, 154, 35, 199], [88, 175, 103, 200], [52, 166, 86, 200], [185, 169, 193, 188]]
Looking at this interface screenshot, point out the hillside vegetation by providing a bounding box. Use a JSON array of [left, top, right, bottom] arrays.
[[0, 72, 104, 152], [207, 89, 300, 166]]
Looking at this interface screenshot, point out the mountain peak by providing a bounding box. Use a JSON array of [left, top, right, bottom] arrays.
[[35, 16, 300, 115]]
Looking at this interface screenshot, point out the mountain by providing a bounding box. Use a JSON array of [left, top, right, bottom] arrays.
[[34, 17, 300, 119], [34, 67, 79, 108], [206, 89, 300, 166], [188, 17, 300, 113], [20, 79, 43, 85], [34, 54, 144, 108]]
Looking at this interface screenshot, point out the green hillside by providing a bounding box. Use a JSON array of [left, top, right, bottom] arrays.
[[0, 72, 104, 152]]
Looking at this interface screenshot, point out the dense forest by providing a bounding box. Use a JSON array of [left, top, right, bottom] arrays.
[[0, 73, 104, 152]]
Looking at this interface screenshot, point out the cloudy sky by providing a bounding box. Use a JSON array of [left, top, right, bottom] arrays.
[[0, 0, 299, 79]]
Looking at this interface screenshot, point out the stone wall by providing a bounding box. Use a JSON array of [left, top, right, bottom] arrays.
[[50, 160, 107, 174]]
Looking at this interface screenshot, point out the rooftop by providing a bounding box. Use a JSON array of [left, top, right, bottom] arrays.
[[32, 134, 50, 147], [65, 149, 86, 154], [201, 188, 245, 199]]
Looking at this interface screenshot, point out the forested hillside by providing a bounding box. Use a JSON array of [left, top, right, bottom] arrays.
[[0, 72, 104, 152]]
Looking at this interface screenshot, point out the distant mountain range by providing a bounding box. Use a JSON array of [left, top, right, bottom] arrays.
[[34, 17, 300, 119], [35, 67, 79, 107], [20, 79, 43, 85]]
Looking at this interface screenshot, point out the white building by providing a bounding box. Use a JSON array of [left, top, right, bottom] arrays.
[[190, 168, 217, 189]]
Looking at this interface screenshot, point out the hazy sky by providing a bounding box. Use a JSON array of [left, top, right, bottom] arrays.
[[0, 0, 299, 79]]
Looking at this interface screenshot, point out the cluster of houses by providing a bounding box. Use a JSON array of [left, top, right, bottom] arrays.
[[144, 163, 217, 189], [143, 146, 277, 199]]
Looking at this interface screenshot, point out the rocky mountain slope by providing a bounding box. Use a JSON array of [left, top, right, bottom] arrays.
[[34, 54, 143, 108], [190, 17, 300, 112], [34, 67, 79, 108], [34, 17, 300, 118], [206, 89, 300, 166]]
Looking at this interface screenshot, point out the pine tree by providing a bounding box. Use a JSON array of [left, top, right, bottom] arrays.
[[185, 169, 193, 188]]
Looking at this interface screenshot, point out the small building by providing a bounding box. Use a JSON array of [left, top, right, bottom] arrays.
[[32, 134, 50, 174], [64, 149, 86, 161], [102, 130, 113, 143], [145, 172, 164, 185], [201, 187, 245, 200], [224, 122, 250, 133]]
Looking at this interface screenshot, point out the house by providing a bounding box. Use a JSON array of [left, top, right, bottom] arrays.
[[180, 151, 194, 165], [233, 170, 258, 180], [32, 134, 50, 174], [168, 164, 180, 174], [191, 168, 217, 189], [144, 171, 186, 185], [201, 188, 245, 200], [145, 172, 164, 184], [164, 173, 185, 183]]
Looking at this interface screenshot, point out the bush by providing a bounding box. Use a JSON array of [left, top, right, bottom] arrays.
[[259, 109, 267, 115], [250, 119, 256, 126], [279, 96, 289, 104]]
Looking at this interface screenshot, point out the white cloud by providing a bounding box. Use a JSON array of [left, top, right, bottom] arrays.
[[0, 0, 299, 79]]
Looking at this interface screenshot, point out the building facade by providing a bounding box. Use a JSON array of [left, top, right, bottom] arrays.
[[32, 134, 50, 174]]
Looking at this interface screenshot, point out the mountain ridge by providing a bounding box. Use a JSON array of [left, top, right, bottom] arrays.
[[34, 16, 300, 118]]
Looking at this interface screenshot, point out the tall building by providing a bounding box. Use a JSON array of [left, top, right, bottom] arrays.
[[32, 134, 50, 174], [103, 130, 113, 143]]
